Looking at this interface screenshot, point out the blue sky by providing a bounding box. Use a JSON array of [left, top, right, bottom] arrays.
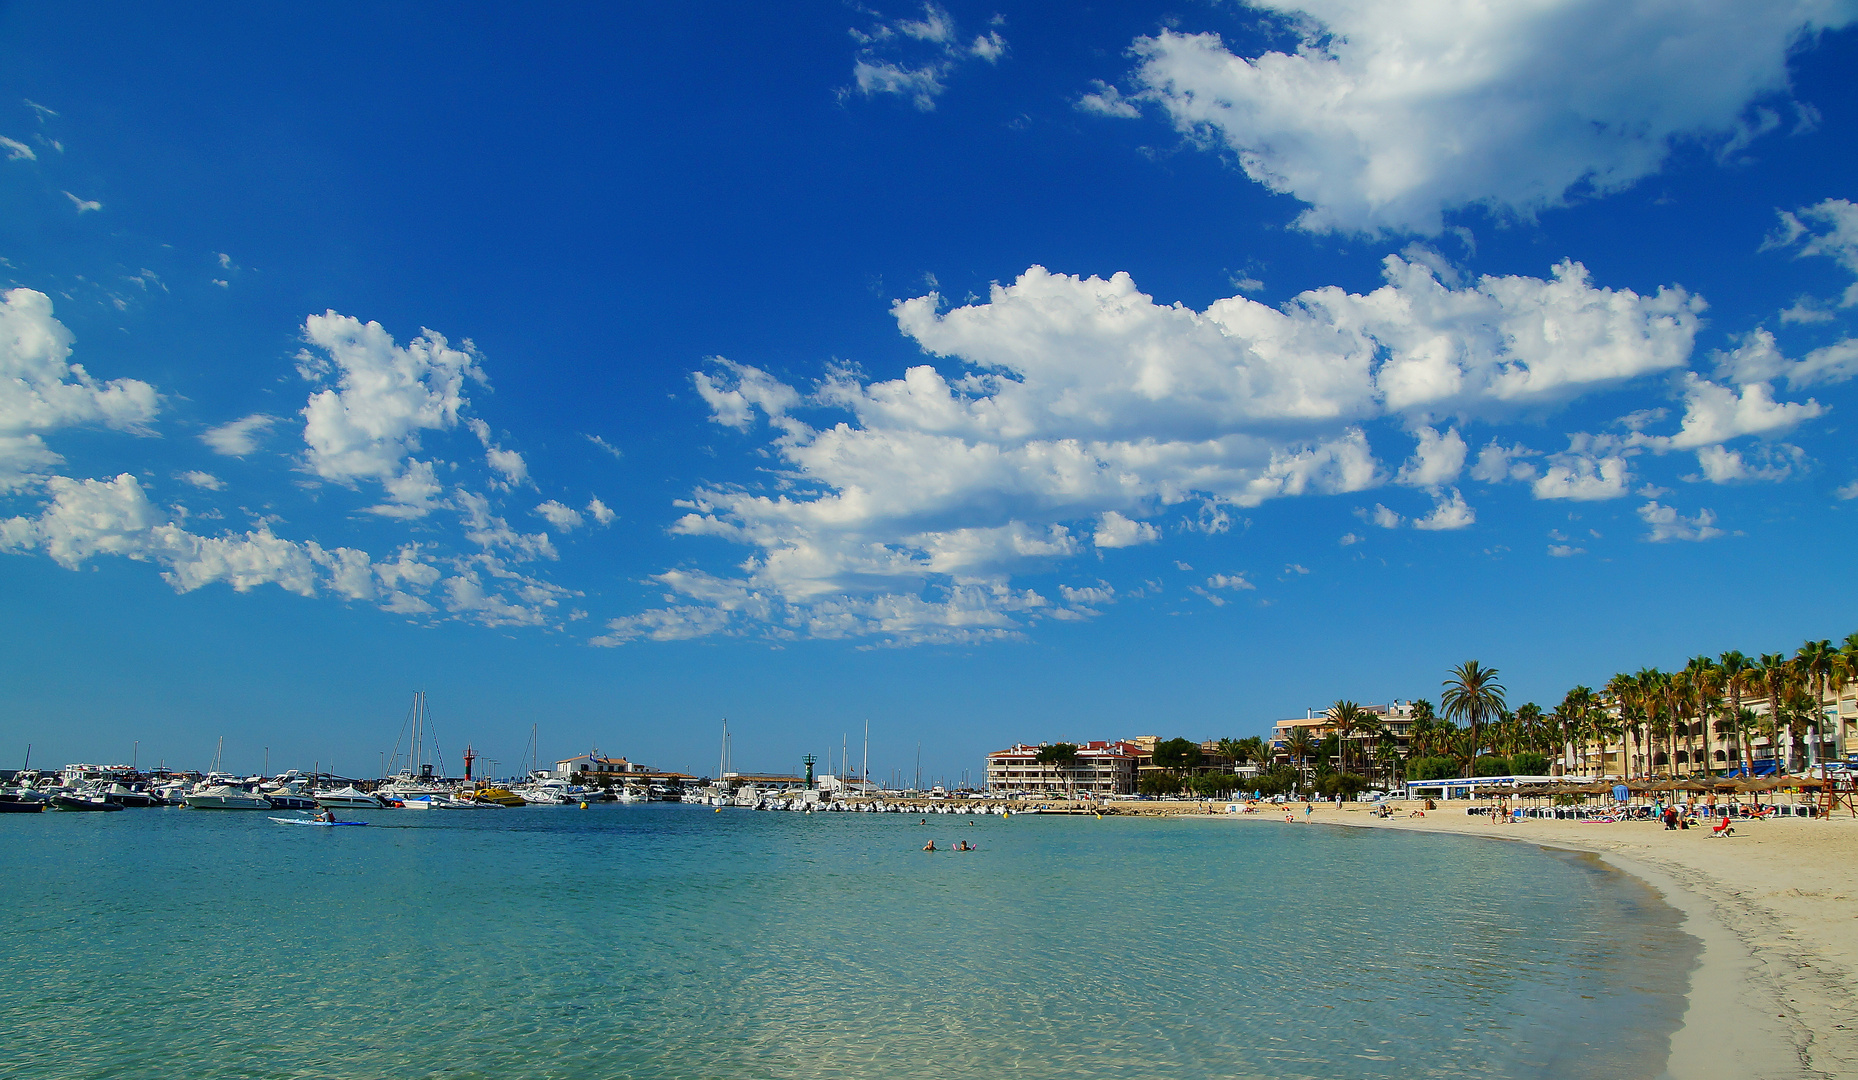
[[2, 1, 1856, 784]]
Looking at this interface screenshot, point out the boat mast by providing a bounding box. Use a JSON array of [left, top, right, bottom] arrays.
[[719, 719, 728, 780]]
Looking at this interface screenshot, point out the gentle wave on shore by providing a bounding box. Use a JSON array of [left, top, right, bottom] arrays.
[[0, 804, 1693, 1079]]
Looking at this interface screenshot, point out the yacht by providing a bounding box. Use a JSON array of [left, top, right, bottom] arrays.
[[257, 773, 319, 810], [184, 784, 273, 810], [314, 786, 385, 810], [262, 783, 319, 811], [95, 781, 163, 808], [52, 792, 125, 811], [398, 794, 483, 809]]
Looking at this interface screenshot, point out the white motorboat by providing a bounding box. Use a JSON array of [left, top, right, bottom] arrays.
[[315, 786, 384, 809], [516, 778, 578, 804], [184, 784, 272, 810], [398, 794, 483, 809]]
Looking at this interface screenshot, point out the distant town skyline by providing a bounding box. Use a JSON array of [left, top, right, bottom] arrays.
[[2, 2, 1856, 781]]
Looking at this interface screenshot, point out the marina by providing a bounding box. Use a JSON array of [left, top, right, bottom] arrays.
[[0, 800, 1691, 1080]]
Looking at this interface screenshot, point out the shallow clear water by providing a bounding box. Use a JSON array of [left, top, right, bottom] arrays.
[[0, 804, 1694, 1079]]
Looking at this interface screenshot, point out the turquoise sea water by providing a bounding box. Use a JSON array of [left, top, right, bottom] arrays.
[[0, 805, 1694, 1080]]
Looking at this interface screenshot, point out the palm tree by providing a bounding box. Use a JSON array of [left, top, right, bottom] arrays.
[[1832, 637, 1858, 760], [1713, 709, 1743, 773], [1215, 737, 1246, 775], [1442, 661, 1506, 769], [1779, 683, 1819, 769], [1755, 653, 1794, 771], [1797, 639, 1836, 765], [1684, 655, 1721, 777], [1374, 729, 1404, 787], [1590, 710, 1623, 779], [1557, 686, 1596, 775], [1285, 726, 1316, 789], [1718, 650, 1754, 774], [1604, 672, 1637, 779], [1663, 669, 1690, 777], [1515, 703, 1545, 756], [1730, 707, 1761, 772], [1330, 701, 1379, 774], [1634, 668, 1669, 777]]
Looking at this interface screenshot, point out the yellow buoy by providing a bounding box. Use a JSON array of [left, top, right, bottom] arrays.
[[714, 806, 723, 813], [579, 801, 588, 809]]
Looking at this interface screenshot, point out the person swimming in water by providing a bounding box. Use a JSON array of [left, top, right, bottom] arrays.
[[923, 840, 937, 851]]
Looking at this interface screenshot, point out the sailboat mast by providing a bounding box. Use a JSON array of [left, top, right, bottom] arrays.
[[719, 719, 728, 779], [862, 719, 868, 796]]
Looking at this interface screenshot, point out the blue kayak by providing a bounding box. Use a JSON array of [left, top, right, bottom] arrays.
[[269, 816, 368, 827]]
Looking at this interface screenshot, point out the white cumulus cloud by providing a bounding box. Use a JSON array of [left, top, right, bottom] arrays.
[[1714, 328, 1858, 389], [535, 499, 583, 531], [1531, 447, 1633, 501], [1638, 500, 1725, 542], [1206, 572, 1255, 591], [1123, 1, 1856, 235], [1093, 510, 1159, 549], [1767, 198, 1858, 306], [0, 472, 570, 626], [0, 289, 159, 489], [620, 256, 1706, 643], [201, 413, 278, 456], [1413, 488, 1475, 530], [296, 312, 485, 516], [1691, 443, 1803, 484], [1648, 373, 1823, 449], [1395, 426, 1466, 487], [848, 4, 1007, 111]]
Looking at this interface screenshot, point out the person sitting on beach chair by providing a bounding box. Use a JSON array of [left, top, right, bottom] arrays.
[[1711, 815, 1734, 837]]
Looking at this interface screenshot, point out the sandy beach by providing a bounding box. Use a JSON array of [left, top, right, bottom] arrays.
[[1213, 803, 1858, 1080]]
